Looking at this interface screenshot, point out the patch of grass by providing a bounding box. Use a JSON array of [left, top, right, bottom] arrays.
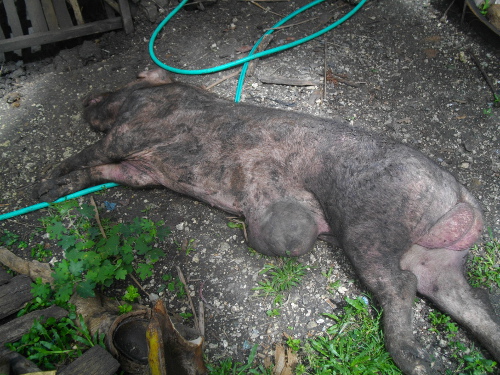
[[467, 237, 500, 291], [429, 310, 497, 374], [6, 312, 104, 370], [300, 296, 400, 374], [206, 344, 272, 375], [253, 258, 308, 315], [40, 200, 170, 303]]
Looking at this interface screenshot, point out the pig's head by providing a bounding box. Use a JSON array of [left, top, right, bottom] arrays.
[[82, 69, 174, 133]]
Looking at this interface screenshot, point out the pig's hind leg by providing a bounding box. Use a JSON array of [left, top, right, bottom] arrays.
[[245, 200, 319, 257], [340, 228, 435, 375], [402, 244, 500, 364]]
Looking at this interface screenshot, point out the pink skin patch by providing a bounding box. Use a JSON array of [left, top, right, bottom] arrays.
[[417, 202, 483, 251]]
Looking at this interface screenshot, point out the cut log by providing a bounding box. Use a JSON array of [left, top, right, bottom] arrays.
[[57, 345, 119, 375], [0, 247, 53, 285], [0, 275, 32, 320]]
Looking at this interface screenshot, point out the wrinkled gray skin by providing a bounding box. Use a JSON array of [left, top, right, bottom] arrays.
[[37, 70, 499, 375]]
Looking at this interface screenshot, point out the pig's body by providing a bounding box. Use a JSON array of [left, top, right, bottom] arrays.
[[37, 70, 499, 375]]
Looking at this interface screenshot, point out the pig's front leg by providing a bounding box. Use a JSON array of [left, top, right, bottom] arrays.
[[37, 161, 159, 202], [44, 138, 118, 179]]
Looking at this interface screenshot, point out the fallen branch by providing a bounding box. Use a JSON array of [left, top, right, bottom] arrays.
[[258, 75, 320, 86], [468, 49, 499, 105], [176, 266, 200, 333], [246, 34, 274, 76], [205, 70, 241, 90], [90, 196, 106, 239]]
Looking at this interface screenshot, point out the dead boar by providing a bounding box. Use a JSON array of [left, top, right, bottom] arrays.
[[36, 69, 499, 375]]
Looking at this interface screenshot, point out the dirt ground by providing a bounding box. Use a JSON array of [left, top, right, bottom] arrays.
[[1, 0, 499, 372]]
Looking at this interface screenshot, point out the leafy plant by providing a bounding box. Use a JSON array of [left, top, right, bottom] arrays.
[[6, 313, 104, 370], [479, 0, 491, 15], [253, 258, 308, 307], [159, 273, 187, 298], [40, 200, 170, 303], [467, 238, 500, 291], [286, 337, 301, 352], [302, 296, 400, 374], [266, 308, 281, 317], [119, 285, 140, 314], [0, 229, 20, 247], [31, 243, 53, 262]]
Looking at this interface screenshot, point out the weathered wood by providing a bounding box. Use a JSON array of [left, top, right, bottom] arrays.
[[25, 1, 49, 33], [57, 345, 120, 375], [118, 0, 134, 34], [0, 305, 68, 347], [0, 266, 12, 285], [0, 356, 9, 375], [0, 17, 124, 53], [4, 0, 23, 55], [9, 351, 44, 374], [3, 0, 23, 38], [0, 25, 5, 62], [41, 0, 59, 30], [0, 275, 32, 320], [53, 0, 75, 29], [68, 0, 85, 25]]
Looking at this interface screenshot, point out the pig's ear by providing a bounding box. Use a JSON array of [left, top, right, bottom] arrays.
[[137, 69, 174, 84]]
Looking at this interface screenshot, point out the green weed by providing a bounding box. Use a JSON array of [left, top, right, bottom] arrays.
[[479, 0, 491, 15], [119, 285, 140, 314], [158, 273, 187, 298], [40, 200, 170, 303], [0, 229, 20, 247]]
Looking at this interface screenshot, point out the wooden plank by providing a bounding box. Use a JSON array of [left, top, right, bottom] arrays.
[[0, 17, 124, 53], [0, 305, 68, 346], [118, 0, 134, 34], [53, 0, 74, 29], [25, 0, 49, 33], [0, 25, 5, 62], [57, 345, 120, 375], [68, 0, 85, 25], [3, 0, 24, 38], [41, 0, 60, 30], [0, 275, 32, 320], [0, 266, 12, 286]]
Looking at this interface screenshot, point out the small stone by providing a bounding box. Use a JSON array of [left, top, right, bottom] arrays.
[[306, 320, 318, 329]]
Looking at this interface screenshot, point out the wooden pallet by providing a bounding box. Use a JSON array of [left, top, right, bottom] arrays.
[[0, 0, 133, 60]]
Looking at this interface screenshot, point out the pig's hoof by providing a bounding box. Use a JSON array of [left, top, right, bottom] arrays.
[[389, 340, 436, 375], [36, 179, 69, 202]]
